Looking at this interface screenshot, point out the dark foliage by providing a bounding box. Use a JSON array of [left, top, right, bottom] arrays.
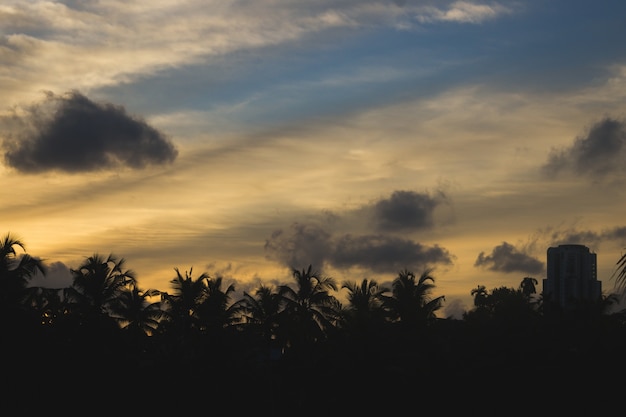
[[2, 233, 626, 415]]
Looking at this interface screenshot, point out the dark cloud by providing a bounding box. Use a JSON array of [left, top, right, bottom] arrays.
[[547, 229, 601, 248], [264, 222, 333, 270], [373, 190, 448, 231], [604, 226, 626, 241], [546, 225, 626, 248], [542, 117, 626, 180], [331, 233, 453, 273], [265, 221, 454, 274], [1, 90, 178, 173], [474, 241, 544, 275]]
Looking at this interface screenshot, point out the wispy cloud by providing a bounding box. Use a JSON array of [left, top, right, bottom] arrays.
[[0, 0, 516, 105], [414, 1, 512, 24]]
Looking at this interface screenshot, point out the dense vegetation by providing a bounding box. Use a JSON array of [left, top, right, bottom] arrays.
[[2, 232, 626, 414]]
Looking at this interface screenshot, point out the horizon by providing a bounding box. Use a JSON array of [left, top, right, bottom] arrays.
[[22, 236, 623, 319]]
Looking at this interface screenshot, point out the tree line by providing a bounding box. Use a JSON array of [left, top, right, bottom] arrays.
[[3, 231, 626, 414]]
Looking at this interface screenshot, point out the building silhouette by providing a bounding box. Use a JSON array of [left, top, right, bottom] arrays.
[[542, 244, 602, 310]]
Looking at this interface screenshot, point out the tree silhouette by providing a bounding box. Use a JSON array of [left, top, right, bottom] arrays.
[[4, 231, 626, 415], [158, 267, 210, 361], [611, 250, 626, 296], [340, 278, 391, 369], [278, 265, 341, 353], [0, 233, 48, 365], [471, 284, 488, 308], [196, 275, 238, 333], [0, 232, 46, 311], [106, 284, 162, 363], [64, 253, 136, 329], [519, 276, 538, 299], [108, 284, 162, 336], [384, 268, 445, 329], [233, 284, 283, 351], [341, 278, 390, 333]]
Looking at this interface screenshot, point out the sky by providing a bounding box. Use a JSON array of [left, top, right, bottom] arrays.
[[2, 0, 626, 318]]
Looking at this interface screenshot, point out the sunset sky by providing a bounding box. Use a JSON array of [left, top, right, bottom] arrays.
[[2, 0, 626, 318]]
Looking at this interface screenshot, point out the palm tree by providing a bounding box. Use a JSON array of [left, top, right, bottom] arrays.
[[384, 268, 445, 328], [0, 232, 47, 310], [159, 267, 209, 336], [341, 278, 390, 329], [64, 253, 136, 329], [611, 250, 626, 295], [233, 284, 283, 344], [519, 277, 538, 299], [277, 265, 342, 352], [341, 278, 391, 361], [463, 284, 494, 322], [57, 253, 137, 366], [107, 284, 163, 364], [471, 285, 488, 308], [108, 284, 162, 336], [196, 275, 238, 333]]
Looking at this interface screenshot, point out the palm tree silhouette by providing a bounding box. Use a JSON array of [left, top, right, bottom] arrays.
[[0, 233, 48, 361], [471, 285, 488, 308], [158, 267, 210, 356], [519, 277, 538, 299], [384, 268, 445, 328], [64, 253, 136, 329], [340, 278, 391, 369], [233, 284, 283, 351], [196, 275, 238, 333], [277, 265, 341, 352], [107, 284, 162, 364], [611, 250, 626, 296], [341, 278, 390, 331], [0, 232, 47, 311], [6, 231, 626, 415], [108, 284, 162, 336]]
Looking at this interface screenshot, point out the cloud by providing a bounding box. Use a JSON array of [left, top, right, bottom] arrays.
[[604, 226, 626, 241], [416, 1, 511, 24], [331, 233, 453, 273], [1, 90, 177, 173], [263, 188, 455, 273], [440, 1, 507, 23], [542, 117, 626, 181], [264, 222, 333, 270], [264, 222, 454, 274], [545, 225, 626, 248], [0, 0, 517, 107], [442, 297, 467, 320], [474, 241, 544, 275], [373, 189, 448, 231]]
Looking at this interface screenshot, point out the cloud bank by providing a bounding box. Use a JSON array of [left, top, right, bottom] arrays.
[[264, 189, 454, 273]]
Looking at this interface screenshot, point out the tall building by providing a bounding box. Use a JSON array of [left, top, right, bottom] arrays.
[[543, 244, 602, 310]]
